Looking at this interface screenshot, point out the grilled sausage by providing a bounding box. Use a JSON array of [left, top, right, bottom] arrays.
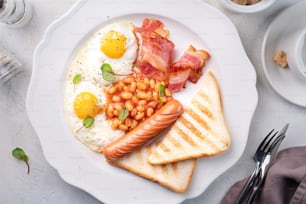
[[104, 99, 183, 162]]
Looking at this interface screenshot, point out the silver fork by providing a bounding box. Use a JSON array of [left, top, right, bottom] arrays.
[[246, 125, 288, 204], [234, 129, 280, 204]]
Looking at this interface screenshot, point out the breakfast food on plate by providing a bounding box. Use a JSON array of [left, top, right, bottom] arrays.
[[134, 18, 210, 91], [103, 75, 173, 132], [112, 142, 197, 193], [168, 45, 210, 92], [273, 50, 288, 68], [104, 99, 183, 162], [64, 17, 221, 193], [148, 71, 230, 165]]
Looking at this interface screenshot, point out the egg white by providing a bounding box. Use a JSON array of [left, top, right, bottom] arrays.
[[63, 22, 139, 152], [87, 22, 138, 85]]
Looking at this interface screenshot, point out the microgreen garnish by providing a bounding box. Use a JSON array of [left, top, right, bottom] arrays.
[[83, 116, 95, 128], [76, 116, 95, 133], [12, 147, 30, 174], [159, 84, 165, 97], [73, 74, 82, 85], [101, 63, 115, 82], [119, 108, 129, 121]]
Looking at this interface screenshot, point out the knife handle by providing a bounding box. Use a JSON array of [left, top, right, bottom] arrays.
[[235, 164, 260, 204]]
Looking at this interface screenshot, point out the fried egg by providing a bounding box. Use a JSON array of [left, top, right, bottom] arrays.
[[64, 21, 139, 152], [87, 22, 138, 85]]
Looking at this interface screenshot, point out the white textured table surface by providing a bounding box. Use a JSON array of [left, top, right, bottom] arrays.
[[1, 0, 305, 203]]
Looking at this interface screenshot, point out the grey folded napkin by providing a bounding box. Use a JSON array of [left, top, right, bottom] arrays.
[[221, 146, 306, 204]]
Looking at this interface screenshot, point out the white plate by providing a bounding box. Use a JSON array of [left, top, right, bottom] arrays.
[[26, 0, 258, 203], [262, 1, 306, 107]]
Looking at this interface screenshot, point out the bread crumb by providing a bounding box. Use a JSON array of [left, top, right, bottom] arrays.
[[273, 50, 288, 68]]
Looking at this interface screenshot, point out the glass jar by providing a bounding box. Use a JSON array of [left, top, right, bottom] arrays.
[[0, 0, 33, 28], [0, 47, 22, 86]]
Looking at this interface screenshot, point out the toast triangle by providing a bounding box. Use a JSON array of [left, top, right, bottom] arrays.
[[112, 142, 196, 193], [148, 71, 230, 165]]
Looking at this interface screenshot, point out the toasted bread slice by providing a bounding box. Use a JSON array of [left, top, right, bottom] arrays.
[[148, 71, 230, 165], [112, 142, 196, 193]]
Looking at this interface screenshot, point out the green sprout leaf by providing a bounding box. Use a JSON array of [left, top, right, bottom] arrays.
[[83, 116, 95, 128], [12, 147, 30, 174], [159, 84, 165, 97], [119, 108, 129, 121], [72, 74, 82, 85], [101, 63, 115, 82]]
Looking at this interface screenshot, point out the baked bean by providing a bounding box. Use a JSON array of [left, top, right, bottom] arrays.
[[135, 112, 145, 121], [113, 110, 119, 116], [125, 118, 132, 127], [114, 103, 123, 111], [131, 96, 138, 104], [160, 96, 167, 103], [124, 76, 134, 84], [136, 105, 145, 113], [138, 100, 147, 106], [146, 92, 152, 101], [130, 119, 138, 129], [108, 86, 117, 94], [165, 88, 171, 97], [119, 124, 128, 131], [125, 101, 133, 111], [121, 91, 133, 100], [137, 82, 146, 90], [147, 101, 158, 109], [118, 81, 125, 91], [112, 95, 120, 102], [147, 108, 154, 117], [106, 104, 114, 117], [111, 119, 120, 130], [153, 92, 158, 101], [144, 77, 150, 85], [149, 79, 155, 89], [155, 82, 161, 92], [137, 91, 147, 99], [130, 108, 137, 118], [129, 82, 136, 92]]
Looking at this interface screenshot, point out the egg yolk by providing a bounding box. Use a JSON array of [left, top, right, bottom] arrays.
[[73, 92, 99, 119], [101, 30, 127, 58]]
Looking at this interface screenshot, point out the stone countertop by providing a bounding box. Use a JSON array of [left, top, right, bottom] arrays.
[[0, 0, 305, 203]]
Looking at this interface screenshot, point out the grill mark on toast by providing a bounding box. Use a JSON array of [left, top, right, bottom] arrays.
[[179, 115, 220, 151], [185, 108, 211, 131], [173, 125, 198, 147], [159, 142, 171, 153], [198, 90, 212, 105], [167, 134, 183, 149], [161, 165, 168, 176], [186, 106, 228, 147], [191, 99, 214, 120], [171, 162, 178, 173]]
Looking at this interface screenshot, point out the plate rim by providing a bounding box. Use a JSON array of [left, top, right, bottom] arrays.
[[26, 0, 258, 203]]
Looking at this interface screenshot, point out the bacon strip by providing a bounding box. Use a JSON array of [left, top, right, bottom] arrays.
[[168, 46, 210, 92], [135, 18, 174, 80]]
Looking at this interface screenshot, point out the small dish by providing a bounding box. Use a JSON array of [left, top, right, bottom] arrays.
[[282, 28, 306, 79], [219, 0, 276, 13], [262, 1, 306, 107]]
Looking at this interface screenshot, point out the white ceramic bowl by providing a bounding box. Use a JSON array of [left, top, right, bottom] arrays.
[[219, 0, 277, 13]]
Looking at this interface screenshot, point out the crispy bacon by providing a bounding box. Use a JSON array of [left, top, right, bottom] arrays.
[[135, 18, 174, 80], [134, 18, 210, 92], [168, 46, 210, 92], [135, 18, 169, 38], [168, 69, 191, 92]]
